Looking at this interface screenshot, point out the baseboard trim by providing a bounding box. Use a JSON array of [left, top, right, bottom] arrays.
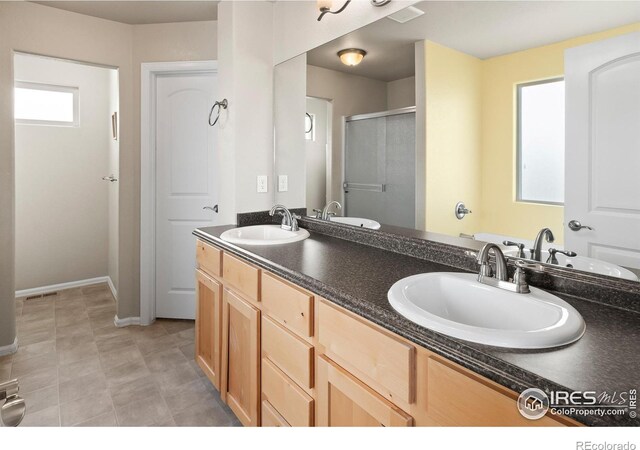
[[106, 277, 118, 301], [0, 337, 18, 357], [114, 315, 141, 327], [15, 276, 113, 298]]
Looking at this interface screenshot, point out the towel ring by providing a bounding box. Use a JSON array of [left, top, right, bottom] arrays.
[[305, 112, 313, 134], [209, 99, 228, 126]]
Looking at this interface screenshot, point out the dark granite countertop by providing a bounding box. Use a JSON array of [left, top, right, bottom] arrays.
[[194, 225, 640, 427]]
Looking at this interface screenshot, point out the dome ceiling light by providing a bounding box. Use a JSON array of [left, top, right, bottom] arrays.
[[338, 48, 367, 67]]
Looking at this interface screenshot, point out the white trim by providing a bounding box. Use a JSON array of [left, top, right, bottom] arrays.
[[113, 315, 141, 328], [140, 60, 218, 327], [106, 277, 118, 301], [15, 276, 112, 298], [0, 337, 18, 357]]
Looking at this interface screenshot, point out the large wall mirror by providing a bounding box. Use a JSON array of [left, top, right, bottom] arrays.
[[274, 1, 640, 283]]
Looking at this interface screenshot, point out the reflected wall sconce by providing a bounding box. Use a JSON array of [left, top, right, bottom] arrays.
[[317, 0, 391, 21], [338, 48, 367, 66]]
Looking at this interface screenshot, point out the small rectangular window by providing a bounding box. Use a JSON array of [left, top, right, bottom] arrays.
[[517, 78, 565, 205], [14, 82, 79, 126]]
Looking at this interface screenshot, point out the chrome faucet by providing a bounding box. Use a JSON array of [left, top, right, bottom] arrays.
[[316, 201, 342, 221], [532, 228, 555, 261], [0, 379, 25, 427], [475, 243, 541, 294], [269, 204, 300, 231], [476, 243, 509, 282]]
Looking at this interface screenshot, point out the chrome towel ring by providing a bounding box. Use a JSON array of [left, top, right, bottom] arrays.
[[305, 112, 313, 134], [209, 99, 228, 126]]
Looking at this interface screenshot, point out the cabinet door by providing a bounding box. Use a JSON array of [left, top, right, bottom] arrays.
[[316, 355, 413, 427], [221, 288, 261, 427], [195, 270, 222, 390]]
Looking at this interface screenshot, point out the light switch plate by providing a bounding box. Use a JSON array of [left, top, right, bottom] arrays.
[[278, 175, 288, 192], [257, 175, 268, 193]]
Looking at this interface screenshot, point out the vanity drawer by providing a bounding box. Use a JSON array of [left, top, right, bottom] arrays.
[[223, 253, 260, 303], [262, 315, 314, 389], [318, 301, 415, 404], [261, 272, 313, 338], [196, 240, 222, 278], [261, 400, 291, 427], [262, 358, 314, 427], [426, 356, 569, 426]]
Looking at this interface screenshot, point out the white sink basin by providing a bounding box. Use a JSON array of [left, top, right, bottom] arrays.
[[329, 217, 381, 230], [220, 225, 309, 246], [388, 272, 585, 349], [503, 249, 638, 281]]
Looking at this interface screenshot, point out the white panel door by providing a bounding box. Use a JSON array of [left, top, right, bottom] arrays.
[[156, 73, 217, 319], [565, 32, 640, 270]]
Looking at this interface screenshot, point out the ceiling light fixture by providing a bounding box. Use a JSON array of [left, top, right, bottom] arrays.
[[317, 0, 351, 21], [317, 0, 391, 21], [338, 48, 367, 67]]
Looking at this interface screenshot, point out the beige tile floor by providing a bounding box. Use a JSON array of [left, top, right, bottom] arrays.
[[0, 283, 240, 427]]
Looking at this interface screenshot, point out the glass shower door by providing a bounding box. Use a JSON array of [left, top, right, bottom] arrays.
[[344, 110, 415, 228]]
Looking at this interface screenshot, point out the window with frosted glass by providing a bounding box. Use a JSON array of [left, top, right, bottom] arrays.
[[14, 82, 79, 126], [517, 78, 565, 204]]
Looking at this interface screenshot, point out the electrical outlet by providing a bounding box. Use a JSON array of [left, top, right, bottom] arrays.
[[278, 175, 288, 192], [257, 175, 268, 193]]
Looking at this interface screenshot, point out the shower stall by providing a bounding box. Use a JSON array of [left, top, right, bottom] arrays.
[[343, 107, 416, 229]]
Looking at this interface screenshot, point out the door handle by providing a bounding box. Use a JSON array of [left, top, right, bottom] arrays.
[[101, 175, 118, 182], [203, 205, 218, 213], [568, 220, 594, 231]]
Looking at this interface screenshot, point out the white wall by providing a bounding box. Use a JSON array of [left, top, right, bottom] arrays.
[[274, 54, 307, 208], [217, 1, 275, 217], [14, 54, 114, 291], [387, 76, 416, 110]]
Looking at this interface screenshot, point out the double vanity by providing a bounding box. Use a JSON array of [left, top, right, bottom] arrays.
[[192, 209, 640, 427]]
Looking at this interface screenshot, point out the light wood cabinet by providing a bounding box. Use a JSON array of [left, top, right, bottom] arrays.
[[221, 288, 261, 427], [195, 269, 223, 390], [262, 358, 314, 426], [196, 240, 222, 277], [316, 355, 414, 427], [222, 253, 260, 304], [262, 316, 314, 389], [195, 241, 580, 428], [318, 300, 415, 404], [261, 400, 290, 427]]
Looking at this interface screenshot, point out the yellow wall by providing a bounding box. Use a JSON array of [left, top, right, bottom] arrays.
[[425, 41, 483, 236], [480, 22, 640, 245], [424, 23, 640, 243]]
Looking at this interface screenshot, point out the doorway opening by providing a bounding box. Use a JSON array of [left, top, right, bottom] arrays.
[[305, 96, 333, 210], [14, 52, 120, 302]]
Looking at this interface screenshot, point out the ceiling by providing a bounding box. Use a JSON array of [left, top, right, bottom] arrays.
[[306, 1, 640, 82], [33, 1, 218, 24]]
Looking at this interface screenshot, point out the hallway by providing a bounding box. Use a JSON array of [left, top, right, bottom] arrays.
[[0, 283, 240, 426]]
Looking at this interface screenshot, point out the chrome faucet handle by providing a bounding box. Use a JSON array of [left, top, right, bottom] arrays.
[[289, 213, 301, 231], [545, 248, 578, 265], [502, 240, 526, 258], [312, 208, 323, 219]]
